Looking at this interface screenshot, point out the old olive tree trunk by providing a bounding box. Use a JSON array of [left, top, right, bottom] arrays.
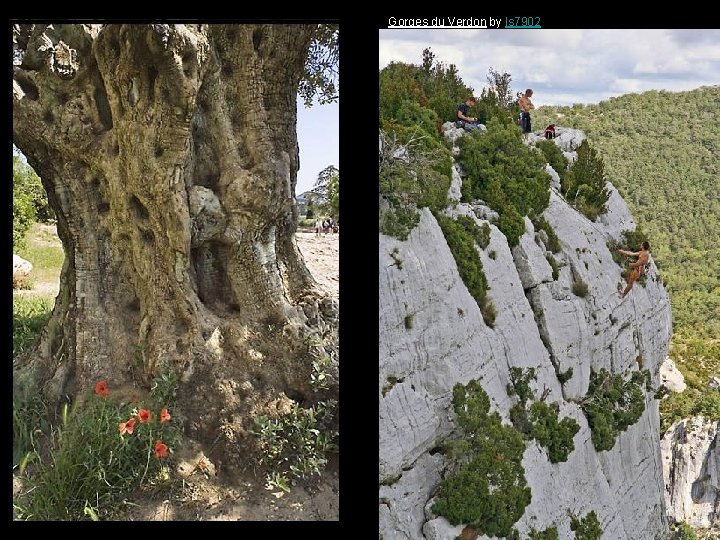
[[13, 23, 337, 469]]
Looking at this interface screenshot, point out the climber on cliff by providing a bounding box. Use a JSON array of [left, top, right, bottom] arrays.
[[617, 241, 650, 299]]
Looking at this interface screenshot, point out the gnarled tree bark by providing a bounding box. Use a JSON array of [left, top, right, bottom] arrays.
[[13, 23, 338, 471]]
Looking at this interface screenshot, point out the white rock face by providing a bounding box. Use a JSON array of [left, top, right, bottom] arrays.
[[545, 163, 561, 191], [447, 163, 463, 203], [379, 129, 673, 538], [421, 518, 465, 540], [470, 202, 498, 222], [441, 121, 485, 145], [554, 127, 586, 152], [563, 150, 577, 165], [660, 357, 687, 393], [661, 417, 720, 528], [598, 182, 636, 242]]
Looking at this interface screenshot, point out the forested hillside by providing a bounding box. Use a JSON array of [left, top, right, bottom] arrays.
[[535, 87, 720, 429]]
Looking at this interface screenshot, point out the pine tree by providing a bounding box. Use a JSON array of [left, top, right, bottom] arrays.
[[562, 140, 610, 221]]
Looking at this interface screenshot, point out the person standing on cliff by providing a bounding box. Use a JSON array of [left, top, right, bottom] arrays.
[[618, 241, 651, 299], [518, 89, 535, 135]]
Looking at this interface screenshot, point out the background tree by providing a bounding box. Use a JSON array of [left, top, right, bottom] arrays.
[[13, 156, 37, 249], [310, 165, 340, 221], [12, 23, 339, 471], [475, 67, 517, 124], [380, 48, 473, 128]]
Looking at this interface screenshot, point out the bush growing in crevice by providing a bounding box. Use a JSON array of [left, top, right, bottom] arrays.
[[529, 526, 560, 540], [404, 314, 413, 330], [455, 215, 491, 249], [382, 376, 404, 397], [532, 215, 562, 254], [546, 254, 560, 280], [570, 510, 603, 540], [557, 368, 574, 384], [528, 401, 580, 463], [379, 124, 451, 240], [572, 278, 589, 298], [506, 367, 579, 463], [435, 212, 496, 327], [432, 380, 531, 538], [507, 367, 536, 407], [536, 138, 569, 187], [561, 140, 609, 221], [671, 521, 699, 540], [580, 369, 649, 451]]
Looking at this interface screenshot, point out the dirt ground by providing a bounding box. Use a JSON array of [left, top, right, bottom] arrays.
[[296, 230, 339, 299], [14, 226, 340, 521]]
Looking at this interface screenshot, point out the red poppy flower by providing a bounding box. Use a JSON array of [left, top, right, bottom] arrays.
[[138, 409, 152, 423], [160, 408, 171, 423], [95, 380, 109, 397], [154, 440, 169, 458], [119, 417, 136, 436]]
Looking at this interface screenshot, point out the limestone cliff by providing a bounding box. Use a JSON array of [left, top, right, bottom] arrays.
[[662, 416, 720, 529], [379, 126, 673, 539]]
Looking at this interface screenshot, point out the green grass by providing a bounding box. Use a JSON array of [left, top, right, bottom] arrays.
[[13, 296, 54, 357], [14, 379, 181, 521], [16, 223, 64, 285], [13, 391, 47, 468], [13, 223, 64, 357]]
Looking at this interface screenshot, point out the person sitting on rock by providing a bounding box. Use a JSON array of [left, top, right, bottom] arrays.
[[544, 124, 556, 139], [456, 96, 482, 131], [617, 241, 650, 299]]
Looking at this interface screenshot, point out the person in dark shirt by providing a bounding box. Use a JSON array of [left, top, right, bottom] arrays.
[[456, 96, 482, 131]]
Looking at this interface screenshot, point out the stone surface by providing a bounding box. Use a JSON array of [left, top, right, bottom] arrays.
[[512, 217, 554, 290], [660, 357, 687, 393], [661, 417, 720, 529], [441, 121, 469, 145], [598, 182, 636, 242], [563, 150, 577, 165], [13, 254, 33, 278], [470, 202, 498, 222], [554, 127, 586, 152], [448, 163, 463, 203], [379, 129, 673, 538], [545, 163, 561, 191]]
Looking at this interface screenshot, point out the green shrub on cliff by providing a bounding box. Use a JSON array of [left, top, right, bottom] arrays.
[[432, 380, 531, 538]]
